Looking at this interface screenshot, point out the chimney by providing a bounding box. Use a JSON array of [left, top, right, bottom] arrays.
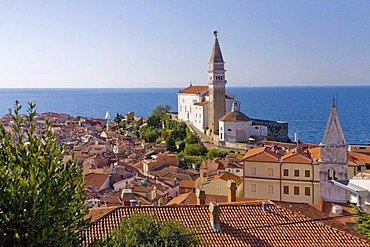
[[262, 202, 268, 213], [196, 188, 206, 206], [227, 180, 237, 202], [209, 201, 221, 231], [130, 199, 137, 207]]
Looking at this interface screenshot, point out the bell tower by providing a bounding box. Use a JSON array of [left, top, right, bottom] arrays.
[[207, 31, 227, 135], [319, 101, 348, 203]]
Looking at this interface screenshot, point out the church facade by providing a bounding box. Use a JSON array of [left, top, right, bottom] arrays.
[[177, 31, 236, 135], [177, 32, 288, 142]]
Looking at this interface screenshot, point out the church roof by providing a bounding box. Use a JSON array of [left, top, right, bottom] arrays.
[[219, 110, 251, 122], [321, 105, 346, 146], [177, 85, 208, 94], [194, 101, 208, 106], [210, 38, 224, 63]]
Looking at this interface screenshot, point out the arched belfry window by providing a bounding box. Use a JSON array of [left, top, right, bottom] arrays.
[[328, 169, 332, 180]]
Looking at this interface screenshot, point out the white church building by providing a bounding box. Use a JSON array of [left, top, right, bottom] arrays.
[[177, 31, 277, 142]]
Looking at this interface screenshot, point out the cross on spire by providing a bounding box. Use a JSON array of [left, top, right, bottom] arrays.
[[213, 30, 218, 39]]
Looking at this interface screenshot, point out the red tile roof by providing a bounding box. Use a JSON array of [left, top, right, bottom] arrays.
[[281, 151, 312, 164], [82, 202, 370, 246], [242, 147, 280, 163], [178, 86, 208, 94], [194, 101, 209, 106]]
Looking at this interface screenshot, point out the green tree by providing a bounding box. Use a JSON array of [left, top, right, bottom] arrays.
[[91, 212, 199, 247], [165, 137, 177, 152], [0, 102, 89, 246], [185, 133, 198, 144], [184, 143, 207, 156], [206, 148, 228, 159], [177, 141, 186, 152], [139, 126, 162, 143], [146, 115, 161, 128], [114, 113, 124, 123], [353, 206, 370, 238], [152, 105, 171, 117]]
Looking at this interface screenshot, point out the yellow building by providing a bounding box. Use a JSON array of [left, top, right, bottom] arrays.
[[242, 146, 368, 204], [199, 172, 243, 198], [242, 105, 370, 204]]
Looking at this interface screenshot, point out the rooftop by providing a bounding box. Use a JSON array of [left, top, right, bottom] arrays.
[[82, 202, 369, 246]]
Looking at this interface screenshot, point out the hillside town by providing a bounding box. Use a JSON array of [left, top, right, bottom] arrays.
[[1, 32, 369, 246]]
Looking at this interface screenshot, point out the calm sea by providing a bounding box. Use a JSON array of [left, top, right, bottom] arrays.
[[0, 86, 369, 145]]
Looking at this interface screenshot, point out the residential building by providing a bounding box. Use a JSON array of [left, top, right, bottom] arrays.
[[242, 104, 369, 204]]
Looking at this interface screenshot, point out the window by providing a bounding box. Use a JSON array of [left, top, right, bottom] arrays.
[[180, 105, 182, 111], [217, 184, 221, 190], [294, 186, 299, 195], [251, 167, 256, 175], [283, 186, 289, 194], [328, 169, 338, 180], [305, 187, 311, 196], [228, 128, 232, 131], [255, 126, 259, 129], [268, 168, 273, 176], [236, 169, 240, 173], [251, 184, 256, 192], [328, 169, 332, 180], [294, 170, 300, 177], [268, 185, 273, 194], [358, 166, 362, 172], [283, 169, 289, 176], [305, 170, 310, 178]]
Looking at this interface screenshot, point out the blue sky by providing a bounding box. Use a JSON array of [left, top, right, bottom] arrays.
[[1, 1, 370, 88]]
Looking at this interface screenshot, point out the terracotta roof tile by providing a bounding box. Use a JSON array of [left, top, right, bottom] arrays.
[[219, 111, 251, 122], [178, 86, 208, 94], [82, 202, 370, 246], [194, 101, 209, 106], [242, 147, 280, 163], [281, 151, 312, 164], [84, 173, 109, 190]]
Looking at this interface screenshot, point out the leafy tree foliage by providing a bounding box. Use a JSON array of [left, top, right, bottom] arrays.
[[184, 143, 207, 156], [165, 137, 177, 152], [146, 115, 161, 128], [139, 126, 162, 143], [177, 141, 186, 153], [206, 148, 228, 159], [353, 206, 370, 238], [152, 105, 171, 117], [185, 133, 199, 144], [91, 212, 199, 247], [0, 102, 89, 246], [114, 113, 124, 123]]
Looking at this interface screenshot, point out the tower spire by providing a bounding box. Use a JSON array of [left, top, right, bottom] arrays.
[[319, 103, 347, 203], [207, 31, 227, 135]]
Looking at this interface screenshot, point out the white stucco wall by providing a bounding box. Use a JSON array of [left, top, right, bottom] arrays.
[[249, 124, 268, 138]]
